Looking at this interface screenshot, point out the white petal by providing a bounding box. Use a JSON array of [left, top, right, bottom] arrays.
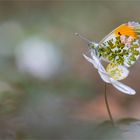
[[111, 79, 136, 95], [84, 53, 111, 83], [91, 51, 98, 59], [90, 52, 106, 72], [98, 70, 111, 83]]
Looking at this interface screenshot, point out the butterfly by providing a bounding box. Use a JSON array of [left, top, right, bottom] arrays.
[[75, 21, 140, 95]]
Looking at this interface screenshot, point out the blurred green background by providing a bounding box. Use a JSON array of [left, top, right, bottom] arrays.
[[0, 0, 140, 139]]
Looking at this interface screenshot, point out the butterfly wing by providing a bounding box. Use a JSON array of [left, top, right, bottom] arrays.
[[98, 24, 124, 45], [97, 23, 140, 67]]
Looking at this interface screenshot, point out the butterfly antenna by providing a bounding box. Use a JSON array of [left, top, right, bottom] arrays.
[[75, 33, 92, 45]]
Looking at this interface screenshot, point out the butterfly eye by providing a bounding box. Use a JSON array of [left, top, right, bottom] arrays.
[[118, 32, 121, 35]]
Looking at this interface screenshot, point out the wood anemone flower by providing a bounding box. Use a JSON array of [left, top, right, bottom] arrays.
[[83, 50, 135, 95]]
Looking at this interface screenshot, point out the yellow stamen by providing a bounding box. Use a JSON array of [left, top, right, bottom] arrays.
[[106, 63, 127, 80]]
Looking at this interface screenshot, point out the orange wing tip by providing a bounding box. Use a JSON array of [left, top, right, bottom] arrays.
[[114, 23, 138, 39]]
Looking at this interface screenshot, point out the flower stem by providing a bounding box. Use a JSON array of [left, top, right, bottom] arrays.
[[104, 83, 115, 127]]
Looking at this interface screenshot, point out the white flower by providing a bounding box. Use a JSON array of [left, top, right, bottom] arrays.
[[15, 37, 61, 80], [83, 49, 136, 95]]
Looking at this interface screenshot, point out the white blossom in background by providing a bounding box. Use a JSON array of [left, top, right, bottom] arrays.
[[15, 37, 61, 80]]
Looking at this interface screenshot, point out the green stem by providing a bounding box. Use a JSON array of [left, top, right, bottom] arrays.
[[104, 83, 115, 127]]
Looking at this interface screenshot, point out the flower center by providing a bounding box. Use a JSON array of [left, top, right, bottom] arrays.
[[106, 63, 129, 80]]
